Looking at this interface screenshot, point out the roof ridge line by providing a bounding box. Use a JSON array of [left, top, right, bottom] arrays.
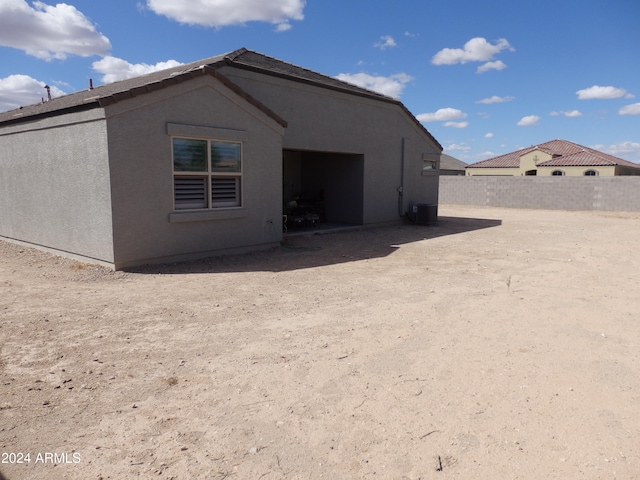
[[227, 48, 398, 101], [224, 47, 248, 62]]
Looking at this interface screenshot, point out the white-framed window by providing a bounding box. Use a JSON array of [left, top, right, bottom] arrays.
[[551, 170, 565, 176], [172, 137, 242, 210], [584, 169, 598, 176]]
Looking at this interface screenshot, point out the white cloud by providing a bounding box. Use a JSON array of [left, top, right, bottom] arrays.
[[431, 37, 513, 66], [444, 121, 469, 128], [476, 95, 514, 104], [549, 110, 582, 117], [477, 60, 506, 73], [576, 85, 634, 100], [146, 0, 305, 30], [92, 56, 183, 83], [275, 22, 292, 32], [374, 35, 396, 50], [485, 133, 494, 138], [476, 151, 496, 160], [416, 108, 467, 123], [591, 141, 640, 162], [0, 74, 66, 111], [0, 0, 111, 60], [334, 72, 413, 99], [444, 143, 472, 152], [517, 115, 540, 126], [619, 102, 640, 115]]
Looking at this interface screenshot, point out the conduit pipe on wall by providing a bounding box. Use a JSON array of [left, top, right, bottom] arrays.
[[398, 137, 408, 217]]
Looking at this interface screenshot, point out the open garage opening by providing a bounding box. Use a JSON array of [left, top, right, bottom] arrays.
[[283, 150, 364, 231]]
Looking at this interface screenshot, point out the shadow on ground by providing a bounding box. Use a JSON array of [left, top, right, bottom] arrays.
[[130, 216, 502, 275]]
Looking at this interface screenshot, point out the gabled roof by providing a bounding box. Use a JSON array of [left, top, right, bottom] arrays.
[[467, 139, 639, 169], [0, 48, 441, 149], [225, 49, 394, 101], [440, 153, 467, 171], [0, 51, 287, 128]]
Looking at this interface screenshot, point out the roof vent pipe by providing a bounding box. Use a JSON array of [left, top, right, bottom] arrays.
[[89, 78, 94, 90], [44, 85, 51, 101]]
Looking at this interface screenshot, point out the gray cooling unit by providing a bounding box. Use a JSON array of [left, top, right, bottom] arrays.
[[410, 204, 438, 225]]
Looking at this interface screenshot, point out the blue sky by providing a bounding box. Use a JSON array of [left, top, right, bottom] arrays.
[[1, 0, 639, 162]]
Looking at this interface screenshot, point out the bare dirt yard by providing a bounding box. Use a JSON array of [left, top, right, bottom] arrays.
[[1, 205, 639, 480]]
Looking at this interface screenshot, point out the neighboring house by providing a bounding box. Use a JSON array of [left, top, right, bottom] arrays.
[[466, 139, 640, 176], [0, 48, 442, 270], [439, 153, 467, 175]]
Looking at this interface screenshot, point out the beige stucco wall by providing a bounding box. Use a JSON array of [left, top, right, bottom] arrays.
[[537, 166, 616, 176], [1, 68, 442, 269], [615, 165, 640, 176], [467, 165, 619, 176], [520, 150, 552, 173], [103, 75, 285, 269], [218, 66, 441, 224], [0, 109, 115, 264]]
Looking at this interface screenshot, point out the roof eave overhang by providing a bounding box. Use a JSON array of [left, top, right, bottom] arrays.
[[0, 102, 101, 128], [466, 165, 519, 169], [97, 66, 288, 129], [1, 66, 288, 130]]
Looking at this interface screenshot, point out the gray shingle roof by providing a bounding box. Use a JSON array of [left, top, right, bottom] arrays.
[[0, 52, 231, 125], [440, 153, 467, 171], [0, 48, 441, 150]]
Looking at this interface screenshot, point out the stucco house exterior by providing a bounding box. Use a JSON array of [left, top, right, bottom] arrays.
[[466, 139, 640, 176], [0, 48, 442, 270]]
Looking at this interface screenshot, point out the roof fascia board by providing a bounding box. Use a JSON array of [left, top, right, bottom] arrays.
[[91, 66, 288, 130], [0, 102, 100, 128], [203, 66, 287, 128]]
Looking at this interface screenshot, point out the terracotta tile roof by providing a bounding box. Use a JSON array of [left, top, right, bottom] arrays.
[[539, 151, 616, 167], [467, 139, 640, 169], [0, 48, 441, 150]]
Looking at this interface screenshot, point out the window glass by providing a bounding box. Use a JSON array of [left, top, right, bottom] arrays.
[[423, 160, 437, 170], [173, 138, 207, 172], [211, 141, 241, 172], [172, 137, 242, 210]]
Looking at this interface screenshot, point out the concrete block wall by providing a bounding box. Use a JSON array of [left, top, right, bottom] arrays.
[[439, 176, 640, 212]]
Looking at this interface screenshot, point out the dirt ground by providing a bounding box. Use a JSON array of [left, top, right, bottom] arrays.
[[1, 205, 639, 480]]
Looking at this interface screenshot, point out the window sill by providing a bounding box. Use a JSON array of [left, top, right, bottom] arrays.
[[421, 170, 439, 176], [169, 208, 248, 223]]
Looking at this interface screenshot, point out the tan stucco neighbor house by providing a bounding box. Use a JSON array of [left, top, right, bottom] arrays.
[[0, 48, 442, 270], [466, 139, 640, 177]]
